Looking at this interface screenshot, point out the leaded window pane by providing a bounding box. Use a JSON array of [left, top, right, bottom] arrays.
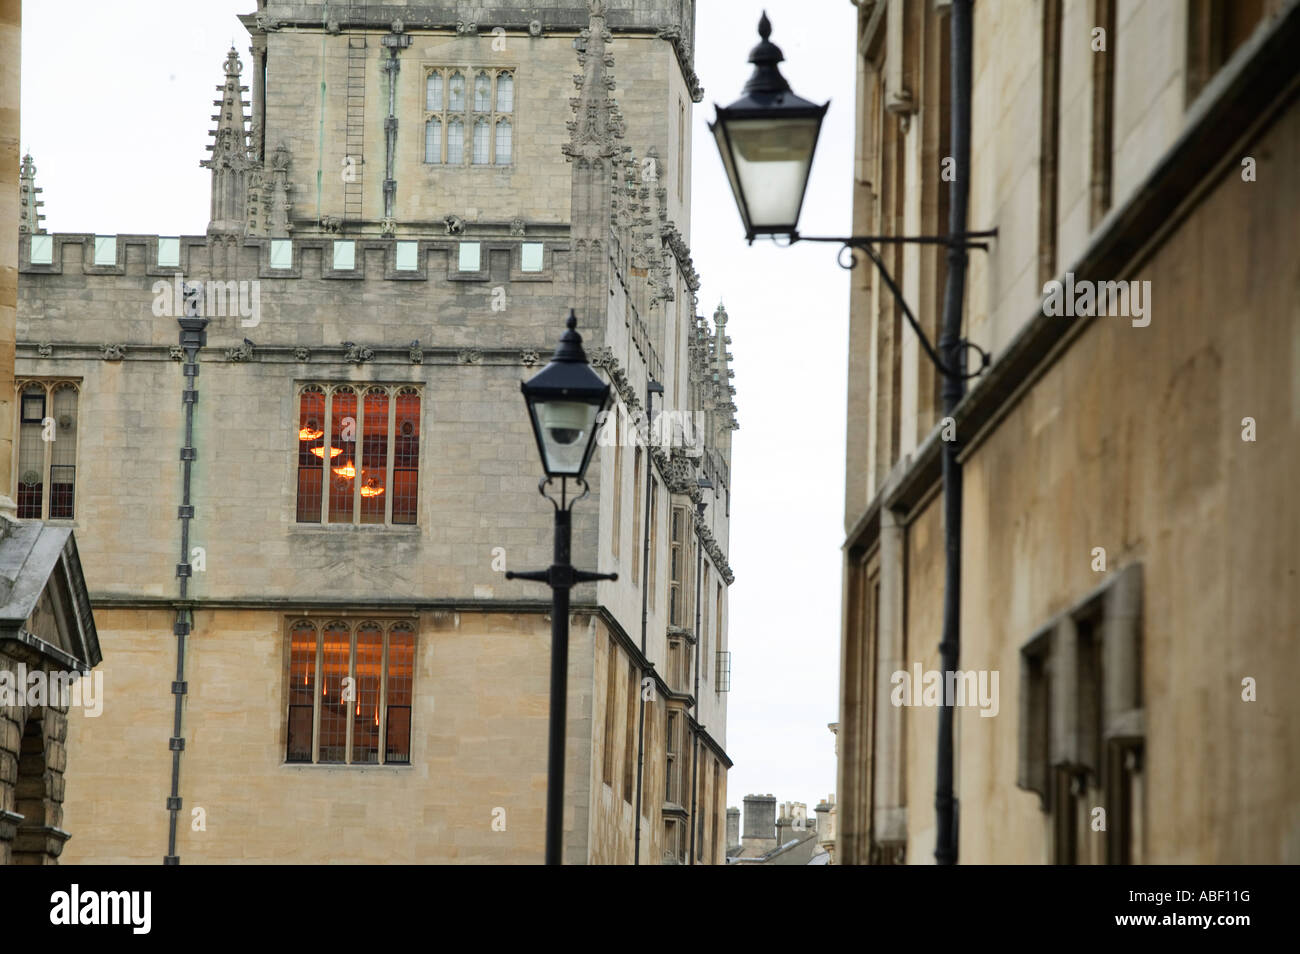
[[495, 119, 512, 165]]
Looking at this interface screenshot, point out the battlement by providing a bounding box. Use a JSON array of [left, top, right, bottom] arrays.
[[251, 1, 695, 50], [19, 230, 570, 284]]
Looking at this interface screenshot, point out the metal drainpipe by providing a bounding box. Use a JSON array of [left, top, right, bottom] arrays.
[[381, 39, 400, 220], [685, 502, 704, 864], [165, 306, 208, 864], [935, 0, 972, 866], [631, 381, 661, 864]]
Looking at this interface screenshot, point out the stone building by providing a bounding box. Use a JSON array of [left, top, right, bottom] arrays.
[[837, 0, 1300, 863], [1, 0, 102, 866], [16, 0, 736, 864]]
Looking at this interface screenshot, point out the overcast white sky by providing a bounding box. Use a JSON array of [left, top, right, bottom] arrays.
[[20, 0, 855, 823]]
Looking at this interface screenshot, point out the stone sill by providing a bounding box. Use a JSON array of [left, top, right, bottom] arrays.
[[280, 762, 413, 771]]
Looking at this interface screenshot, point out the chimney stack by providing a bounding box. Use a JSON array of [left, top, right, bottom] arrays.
[[815, 794, 836, 860], [725, 807, 740, 856], [777, 801, 811, 844], [741, 793, 777, 853]]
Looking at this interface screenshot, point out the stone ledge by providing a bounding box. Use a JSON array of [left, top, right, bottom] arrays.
[[0, 809, 24, 843], [12, 823, 71, 861]]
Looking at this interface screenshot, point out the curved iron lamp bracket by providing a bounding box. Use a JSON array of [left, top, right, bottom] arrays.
[[537, 476, 591, 512], [791, 230, 997, 381]]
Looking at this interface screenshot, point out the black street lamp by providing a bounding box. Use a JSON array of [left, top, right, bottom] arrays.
[[711, 10, 996, 380], [712, 4, 986, 865], [507, 309, 617, 865], [709, 12, 828, 241]]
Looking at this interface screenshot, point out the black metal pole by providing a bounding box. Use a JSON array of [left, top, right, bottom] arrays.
[[545, 506, 572, 866], [935, 0, 973, 866]]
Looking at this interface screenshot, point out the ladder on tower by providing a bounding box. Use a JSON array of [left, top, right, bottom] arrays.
[[344, 36, 367, 225]]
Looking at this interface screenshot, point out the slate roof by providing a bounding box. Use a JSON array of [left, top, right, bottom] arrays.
[[0, 521, 101, 670]]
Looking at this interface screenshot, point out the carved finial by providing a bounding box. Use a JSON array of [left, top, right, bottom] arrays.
[[204, 47, 254, 237], [563, 0, 619, 161], [19, 150, 45, 234], [744, 12, 791, 97]]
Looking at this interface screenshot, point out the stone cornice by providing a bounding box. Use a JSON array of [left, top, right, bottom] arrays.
[[660, 222, 700, 293], [81, 591, 733, 764], [588, 347, 734, 584], [16, 342, 552, 368]]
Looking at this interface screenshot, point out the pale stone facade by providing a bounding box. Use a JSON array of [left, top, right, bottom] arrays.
[[838, 0, 1300, 864], [16, 0, 734, 864]]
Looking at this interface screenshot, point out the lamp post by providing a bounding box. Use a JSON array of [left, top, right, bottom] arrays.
[[710, 11, 995, 378], [507, 309, 617, 865], [712, 7, 985, 864]]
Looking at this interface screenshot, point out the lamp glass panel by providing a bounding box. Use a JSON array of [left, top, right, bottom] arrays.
[[531, 399, 601, 476], [722, 116, 820, 230]]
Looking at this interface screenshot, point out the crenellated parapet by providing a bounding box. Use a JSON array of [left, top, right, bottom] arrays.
[[17, 232, 570, 284], [247, 1, 696, 61]]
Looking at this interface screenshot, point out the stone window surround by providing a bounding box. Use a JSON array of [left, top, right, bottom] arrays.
[[282, 616, 417, 767], [664, 703, 688, 810], [12, 378, 82, 524], [665, 629, 692, 696], [294, 382, 423, 529], [668, 504, 689, 628], [601, 637, 619, 790], [1017, 562, 1143, 861], [422, 66, 515, 167]]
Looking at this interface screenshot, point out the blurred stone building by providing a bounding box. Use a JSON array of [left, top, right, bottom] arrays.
[[16, 0, 737, 864], [726, 793, 830, 865], [837, 0, 1300, 863], [1, 0, 102, 867]]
